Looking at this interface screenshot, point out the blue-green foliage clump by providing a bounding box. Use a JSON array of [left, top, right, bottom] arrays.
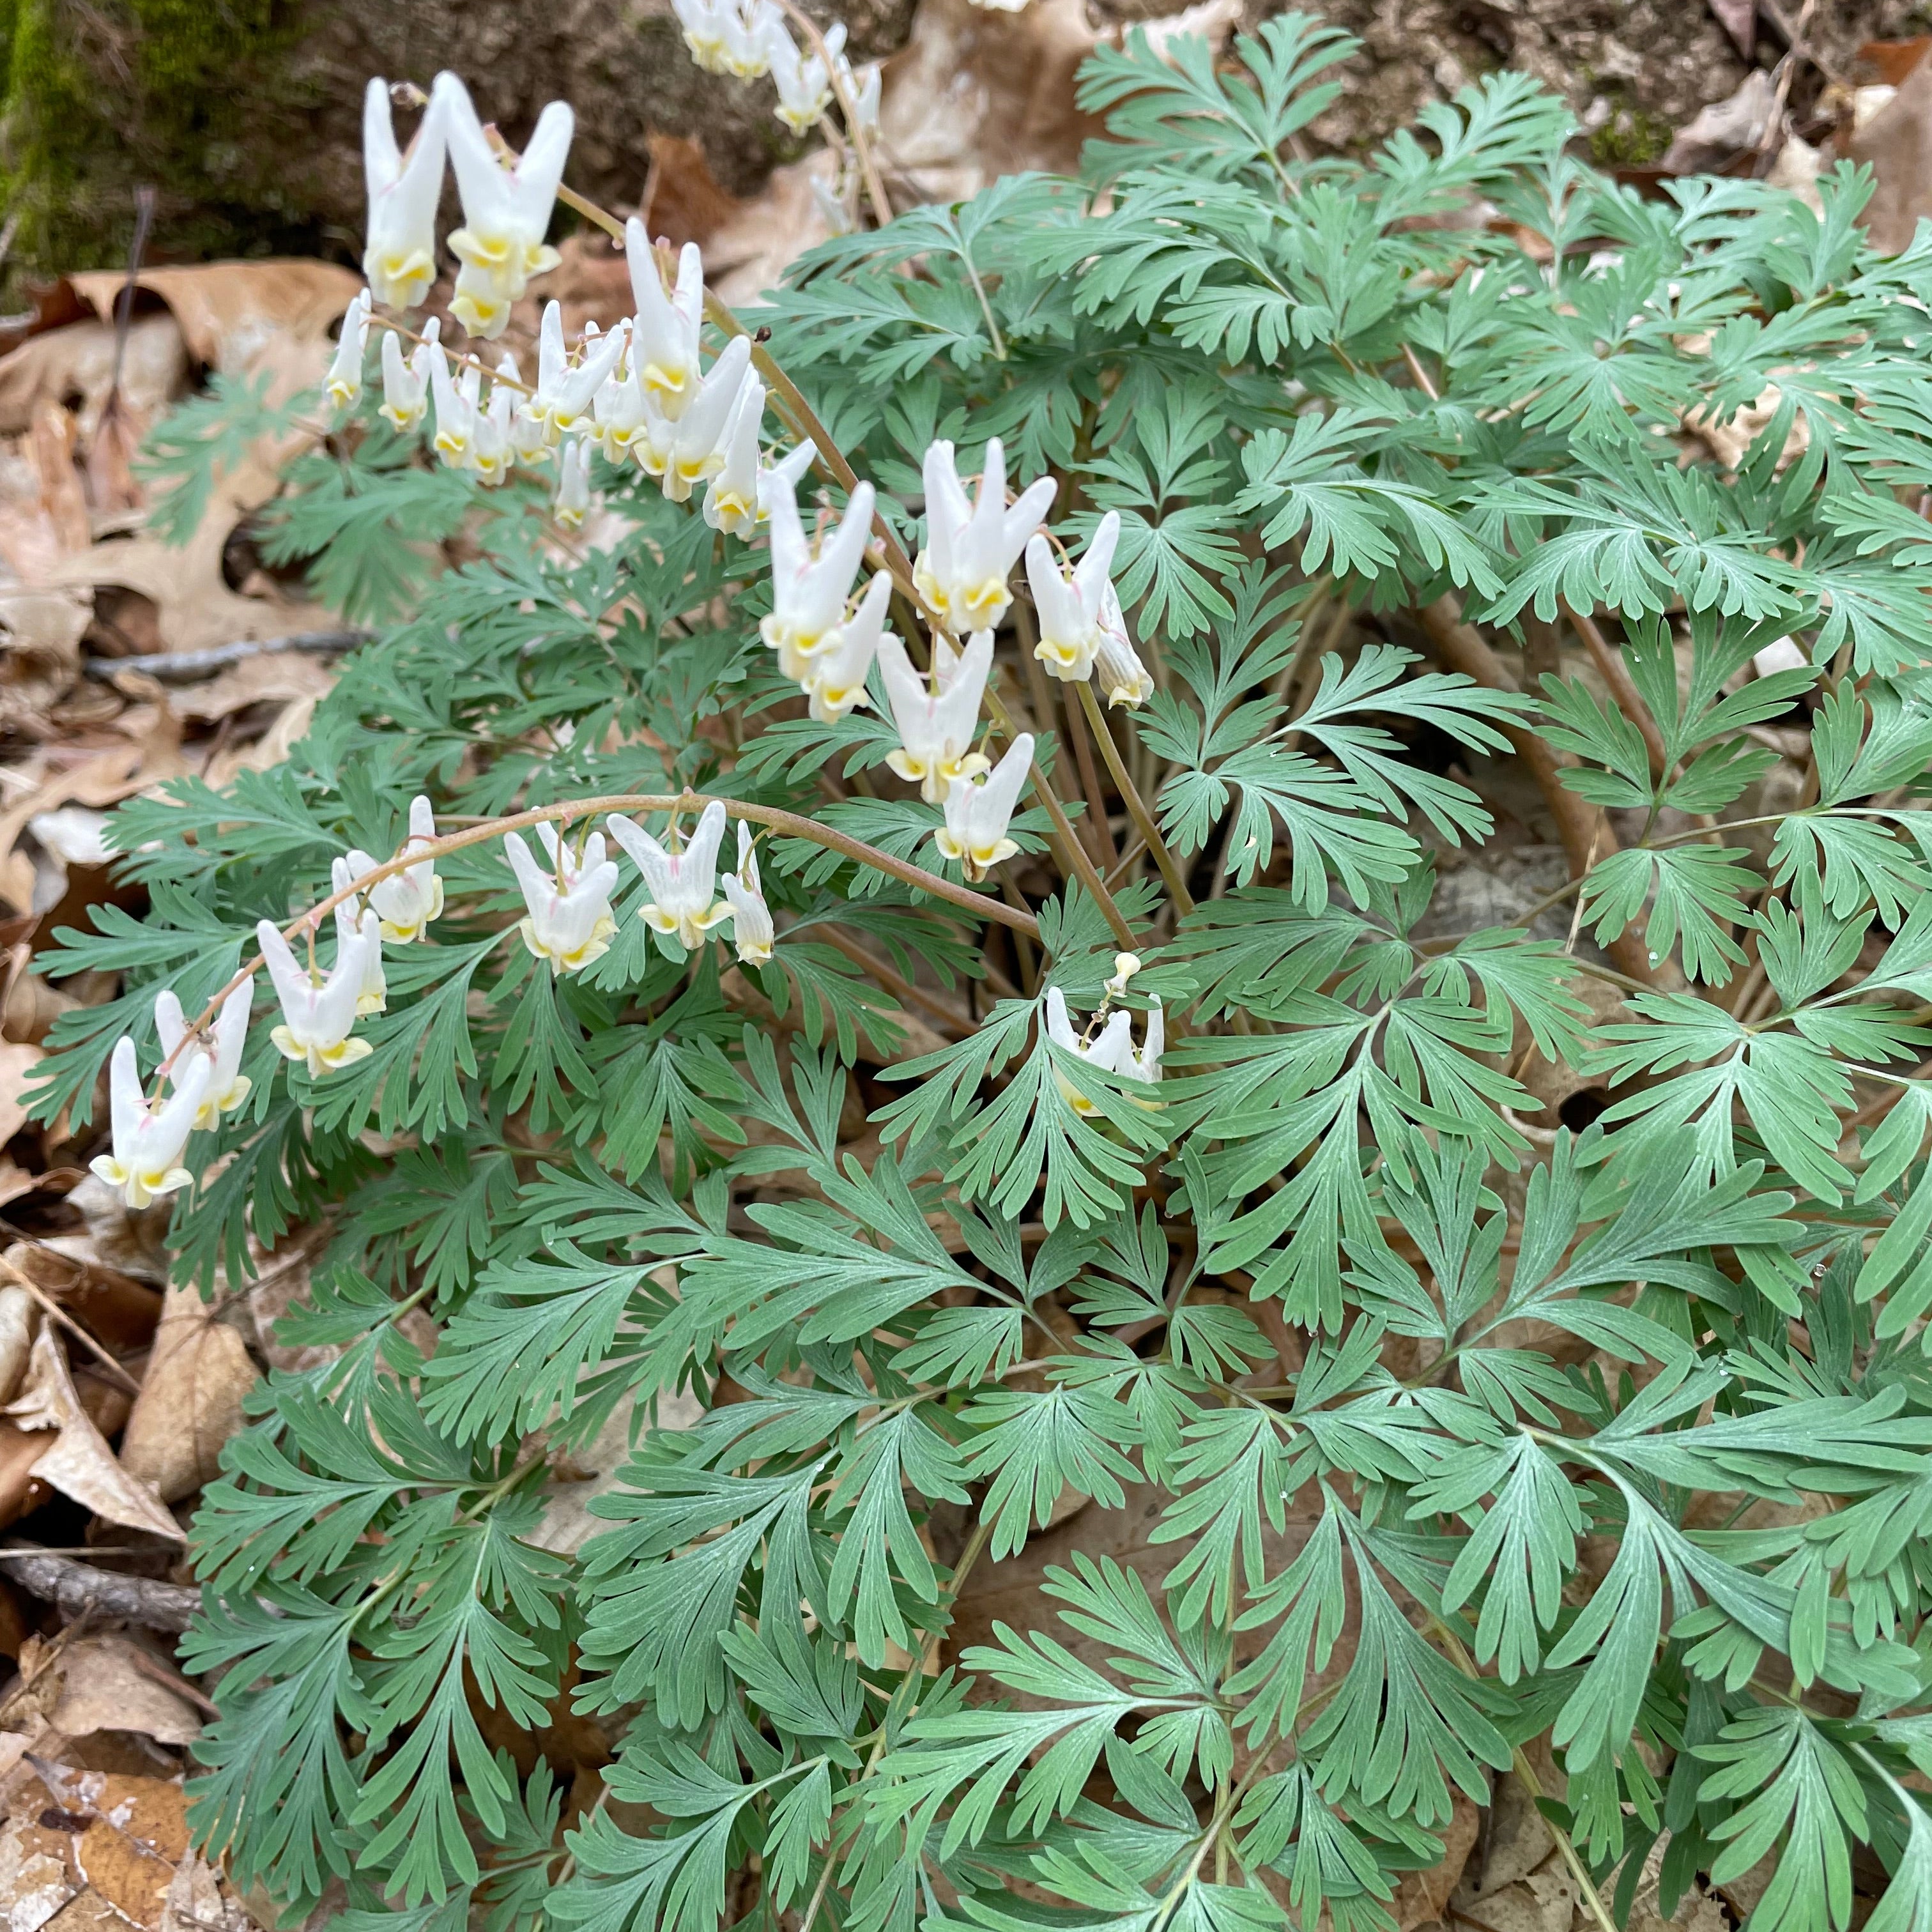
[[28, 19, 1932, 1932]]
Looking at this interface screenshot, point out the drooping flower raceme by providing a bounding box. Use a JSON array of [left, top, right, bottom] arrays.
[[505, 824, 620, 974], [440, 72, 573, 337], [1093, 583, 1153, 707], [804, 571, 892, 721], [333, 862, 390, 1014], [760, 466, 875, 681], [675, 0, 780, 75], [720, 822, 774, 964], [914, 438, 1057, 634], [362, 77, 447, 309], [91, 1038, 211, 1211], [626, 225, 706, 418], [878, 626, 993, 802], [153, 981, 253, 1130], [767, 18, 843, 134], [258, 917, 379, 1076], [343, 796, 444, 943], [1025, 510, 1121, 682], [325, 291, 372, 413], [607, 801, 734, 951], [935, 732, 1032, 882]]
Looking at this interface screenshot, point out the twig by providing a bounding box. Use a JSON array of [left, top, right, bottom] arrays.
[[0, 1544, 200, 1635], [0, 1254, 143, 1395], [1075, 679, 1193, 916], [84, 629, 372, 682]]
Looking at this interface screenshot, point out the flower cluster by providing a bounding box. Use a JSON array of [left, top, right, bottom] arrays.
[[668, 0, 880, 142]]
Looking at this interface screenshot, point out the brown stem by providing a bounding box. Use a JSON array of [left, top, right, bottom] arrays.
[[1420, 595, 1655, 985], [1075, 679, 1194, 916], [1059, 673, 1119, 870]]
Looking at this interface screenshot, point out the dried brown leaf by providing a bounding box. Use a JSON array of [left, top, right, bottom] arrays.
[[1849, 56, 1932, 252], [4, 1333, 180, 1542], [45, 1639, 199, 1751], [118, 1287, 257, 1505], [0, 1046, 43, 1151]]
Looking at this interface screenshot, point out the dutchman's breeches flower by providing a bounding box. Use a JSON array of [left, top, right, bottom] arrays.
[[1025, 509, 1123, 682], [343, 796, 444, 944], [767, 18, 843, 133], [331, 861, 391, 1015], [761, 466, 876, 677], [91, 1037, 211, 1211], [607, 801, 734, 951], [878, 626, 993, 802], [720, 822, 774, 965], [362, 77, 447, 309], [936, 732, 1032, 882], [914, 437, 1057, 634], [379, 323, 437, 433], [326, 291, 372, 413], [1094, 583, 1153, 707], [804, 572, 893, 722], [555, 436, 594, 528], [153, 981, 253, 1131], [1043, 986, 1163, 1114], [703, 375, 769, 537], [648, 335, 754, 501], [258, 917, 378, 1077], [626, 225, 707, 418], [524, 301, 626, 447], [505, 825, 620, 974]]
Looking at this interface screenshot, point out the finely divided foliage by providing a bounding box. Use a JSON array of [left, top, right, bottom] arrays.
[[28, 19, 1932, 1932]]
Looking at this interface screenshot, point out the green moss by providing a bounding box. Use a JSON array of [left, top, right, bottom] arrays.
[[0, 0, 330, 286], [1586, 98, 1674, 168]]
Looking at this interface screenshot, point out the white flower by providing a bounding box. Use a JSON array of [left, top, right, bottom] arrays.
[[343, 796, 444, 944], [505, 824, 620, 974], [606, 800, 735, 951], [1103, 951, 1140, 1000], [1043, 987, 1162, 1114], [362, 77, 447, 310], [845, 59, 881, 135], [767, 18, 843, 134], [1025, 510, 1121, 682], [468, 364, 518, 485], [153, 981, 253, 1130], [760, 443, 817, 521], [760, 464, 875, 679], [594, 351, 654, 464], [914, 437, 1057, 634], [702, 373, 768, 536], [645, 336, 753, 501], [429, 349, 480, 468], [331, 861, 390, 1015], [935, 732, 1032, 882], [673, 0, 735, 71], [626, 225, 707, 418], [721, 0, 785, 77], [522, 302, 625, 448], [720, 822, 774, 964], [325, 290, 372, 413], [439, 72, 573, 332], [878, 625, 993, 802], [89, 1037, 211, 1210], [555, 435, 594, 528], [378, 321, 439, 433], [966, 0, 1031, 12], [1094, 585, 1153, 707], [257, 917, 378, 1077], [805, 571, 893, 722]]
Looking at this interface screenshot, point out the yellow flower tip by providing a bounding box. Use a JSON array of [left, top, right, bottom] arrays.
[[355, 992, 387, 1016], [270, 1024, 309, 1064], [449, 228, 516, 272], [89, 1155, 129, 1190]]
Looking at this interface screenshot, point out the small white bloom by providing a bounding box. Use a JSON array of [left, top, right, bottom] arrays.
[[90, 1036, 211, 1211], [594, 350, 654, 463], [343, 796, 444, 944], [721, 0, 785, 77], [720, 822, 774, 965], [626, 224, 707, 418], [258, 916, 378, 1077], [1753, 636, 1809, 678], [1025, 510, 1121, 682], [429, 349, 480, 468], [645, 335, 753, 501], [331, 861, 390, 1016], [153, 981, 253, 1130], [966, 0, 1031, 12], [1043, 987, 1162, 1113], [914, 437, 1057, 634], [935, 732, 1032, 882], [468, 363, 519, 485], [805, 571, 893, 722], [878, 625, 993, 802], [1103, 951, 1140, 1000], [760, 463, 875, 678], [555, 435, 594, 528], [439, 72, 573, 330], [767, 18, 843, 134], [702, 373, 767, 536], [673, 0, 736, 71], [522, 302, 625, 448], [504, 824, 621, 974], [606, 800, 735, 951], [378, 321, 438, 433], [760, 443, 817, 522], [845, 59, 881, 134], [1094, 584, 1153, 707], [325, 290, 372, 413], [362, 77, 447, 310]]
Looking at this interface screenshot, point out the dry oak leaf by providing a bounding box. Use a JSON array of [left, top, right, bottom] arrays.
[[44, 1638, 200, 1751], [0, 1045, 44, 1151], [4, 1333, 180, 1542], [1850, 54, 1932, 254], [119, 1287, 257, 1505], [0, 317, 189, 444], [0, 742, 170, 917]]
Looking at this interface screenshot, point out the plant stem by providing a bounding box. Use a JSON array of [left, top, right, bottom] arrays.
[[771, 0, 896, 229], [1075, 679, 1194, 916]]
